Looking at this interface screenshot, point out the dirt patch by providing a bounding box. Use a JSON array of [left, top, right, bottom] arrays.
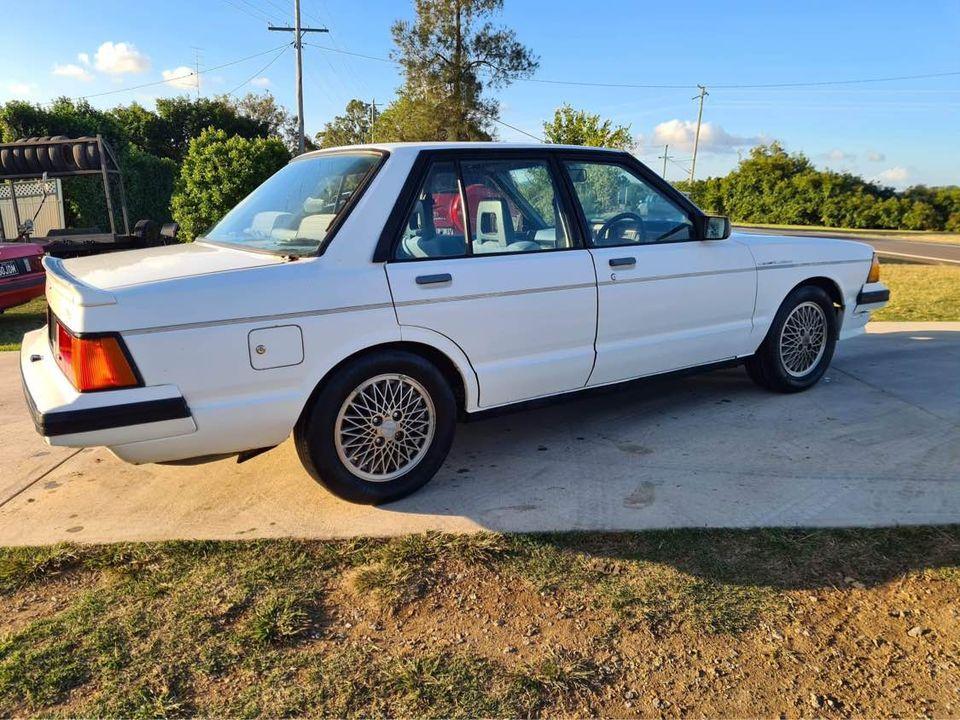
[[0, 530, 958, 717]]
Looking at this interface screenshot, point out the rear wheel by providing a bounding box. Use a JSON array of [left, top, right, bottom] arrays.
[[295, 351, 456, 504], [745, 285, 838, 393]]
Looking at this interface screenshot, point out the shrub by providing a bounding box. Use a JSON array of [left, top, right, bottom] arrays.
[[171, 128, 290, 241]]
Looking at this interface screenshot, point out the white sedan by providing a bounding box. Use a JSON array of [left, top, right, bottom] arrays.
[[21, 142, 889, 503]]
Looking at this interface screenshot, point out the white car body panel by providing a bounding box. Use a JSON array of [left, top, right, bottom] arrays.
[[19, 142, 888, 466], [587, 239, 757, 385], [387, 250, 597, 408]]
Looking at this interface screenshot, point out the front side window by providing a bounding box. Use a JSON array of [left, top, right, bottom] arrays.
[[564, 161, 694, 246], [204, 152, 381, 255]]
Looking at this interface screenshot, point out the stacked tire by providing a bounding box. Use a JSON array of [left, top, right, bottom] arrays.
[[0, 137, 102, 176]]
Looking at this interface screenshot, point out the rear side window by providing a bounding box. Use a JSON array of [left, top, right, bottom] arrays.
[[395, 161, 468, 260], [459, 159, 572, 254], [393, 157, 573, 260]]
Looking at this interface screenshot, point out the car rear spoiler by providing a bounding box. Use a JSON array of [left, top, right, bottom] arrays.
[[42, 256, 117, 307]]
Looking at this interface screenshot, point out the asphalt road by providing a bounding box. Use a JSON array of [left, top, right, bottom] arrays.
[[2, 321, 958, 546], [734, 227, 960, 265]]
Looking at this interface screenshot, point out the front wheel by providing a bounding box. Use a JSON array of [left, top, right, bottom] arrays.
[[745, 285, 838, 393], [295, 351, 456, 504]]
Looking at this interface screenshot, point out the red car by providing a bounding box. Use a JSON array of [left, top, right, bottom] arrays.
[[0, 243, 45, 312]]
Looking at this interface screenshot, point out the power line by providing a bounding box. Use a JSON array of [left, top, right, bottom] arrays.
[[224, 45, 290, 96], [304, 43, 395, 64], [710, 70, 960, 89], [221, 0, 273, 24], [302, 42, 960, 91], [79, 44, 292, 100], [492, 117, 543, 142]]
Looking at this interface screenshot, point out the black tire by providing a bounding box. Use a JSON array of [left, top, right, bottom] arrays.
[[22, 138, 39, 173], [745, 285, 838, 393], [295, 350, 456, 504], [36, 137, 54, 172], [72, 141, 90, 170], [11, 141, 29, 173], [48, 136, 70, 171], [0, 148, 15, 174], [85, 142, 100, 169]]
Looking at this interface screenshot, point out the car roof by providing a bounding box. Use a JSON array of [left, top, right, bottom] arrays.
[[296, 141, 628, 161]]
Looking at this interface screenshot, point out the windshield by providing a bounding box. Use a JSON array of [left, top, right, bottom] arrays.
[[202, 152, 381, 255]]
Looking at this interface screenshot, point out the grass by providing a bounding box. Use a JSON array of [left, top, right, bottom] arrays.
[[735, 221, 960, 245], [0, 528, 958, 717], [872, 261, 960, 321], [0, 297, 45, 352]]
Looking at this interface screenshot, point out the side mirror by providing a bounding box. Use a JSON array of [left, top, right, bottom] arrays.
[[703, 215, 731, 240], [568, 167, 587, 183]]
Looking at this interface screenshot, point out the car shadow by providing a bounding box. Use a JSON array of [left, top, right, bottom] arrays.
[[377, 329, 960, 540]]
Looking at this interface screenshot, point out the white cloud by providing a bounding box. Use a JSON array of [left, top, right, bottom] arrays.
[[162, 66, 199, 89], [651, 119, 762, 154], [53, 63, 94, 82], [823, 148, 855, 162], [7, 82, 35, 96], [867, 151, 886, 162], [78, 52, 90, 66], [94, 41, 150, 75], [250, 76, 271, 88], [876, 167, 909, 185]]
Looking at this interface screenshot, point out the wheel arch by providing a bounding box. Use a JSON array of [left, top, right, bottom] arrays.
[[792, 275, 844, 311], [752, 274, 846, 353], [295, 338, 476, 430]]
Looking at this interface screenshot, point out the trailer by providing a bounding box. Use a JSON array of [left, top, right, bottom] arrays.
[[0, 135, 177, 257]]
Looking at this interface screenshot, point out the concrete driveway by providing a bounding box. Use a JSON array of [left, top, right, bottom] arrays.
[[1, 322, 958, 546]]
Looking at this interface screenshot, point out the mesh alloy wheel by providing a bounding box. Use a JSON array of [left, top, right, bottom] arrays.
[[334, 373, 436, 482], [778, 300, 828, 377]]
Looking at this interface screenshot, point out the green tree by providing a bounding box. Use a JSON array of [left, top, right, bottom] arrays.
[[171, 128, 290, 240], [389, 0, 538, 140], [371, 91, 452, 142], [317, 99, 377, 148], [901, 200, 939, 231], [155, 96, 270, 161], [231, 92, 308, 154], [110, 102, 169, 157], [542, 105, 633, 149]]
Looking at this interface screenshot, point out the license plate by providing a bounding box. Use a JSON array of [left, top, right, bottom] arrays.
[[0, 261, 22, 278]]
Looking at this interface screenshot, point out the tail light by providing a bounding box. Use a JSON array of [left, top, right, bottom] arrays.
[[867, 253, 881, 283], [51, 316, 141, 392]]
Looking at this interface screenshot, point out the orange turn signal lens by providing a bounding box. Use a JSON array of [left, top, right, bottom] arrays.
[[52, 319, 140, 392], [867, 253, 881, 283]]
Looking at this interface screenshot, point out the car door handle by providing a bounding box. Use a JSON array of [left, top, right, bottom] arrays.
[[415, 273, 452, 285], [609, 257, 636, 267]]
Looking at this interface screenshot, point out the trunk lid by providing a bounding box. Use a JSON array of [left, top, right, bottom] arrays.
[[57, 241, 284, 291]]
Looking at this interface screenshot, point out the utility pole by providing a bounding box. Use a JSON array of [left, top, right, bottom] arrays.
[[658, 144, 671, 179], [191, 47, 203, 99], [269, 0, 328, 155], [369, 98, 376, 142], [689, 84, 708, 185]]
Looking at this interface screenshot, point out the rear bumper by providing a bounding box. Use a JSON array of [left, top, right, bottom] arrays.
[[20, 327, 197, 447]]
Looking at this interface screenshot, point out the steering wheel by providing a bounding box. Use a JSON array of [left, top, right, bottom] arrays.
[[595, 212, 646, 245]]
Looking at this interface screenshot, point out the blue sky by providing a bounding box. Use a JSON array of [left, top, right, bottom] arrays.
[[1, 0, 957, 187]]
